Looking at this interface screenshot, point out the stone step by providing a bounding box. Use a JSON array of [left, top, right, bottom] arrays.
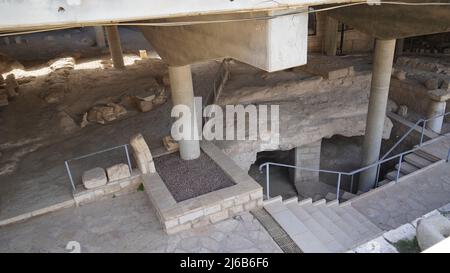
[[386, 170, 402, 181], [301, 203, 355, 249], [330, 206, 376, 237], [264, 199, 330, 253], [341, 191, 357, 201], [414, 149, 440, 163], [344, 206, 383, 237], [395, 161, 419, 175], [378, 179, 391, 187], [404, 153, 433, 168], [286, 202, 345, 252], [315, 204, 365, 244]]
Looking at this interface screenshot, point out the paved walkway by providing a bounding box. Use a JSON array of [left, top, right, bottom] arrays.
[[0, 192, 281, 253], [352, 135, 450, 230]]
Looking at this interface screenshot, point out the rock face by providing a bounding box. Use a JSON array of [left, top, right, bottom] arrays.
[[417, 214, 450, 251], [48, 57, 75, 71], [425, 78, 440, 90], [106, 163, 131, 182], [212, 59, 393, 171], [5, 74, 19, 97], [86, 103, 127, 124], [130, 133, 156, 174], [82, 167, 108, 189], [0, 53, 24, 74]]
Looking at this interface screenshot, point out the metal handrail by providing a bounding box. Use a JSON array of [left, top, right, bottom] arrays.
[[259, 111, 450, 200], [381, 111, 450, 160]]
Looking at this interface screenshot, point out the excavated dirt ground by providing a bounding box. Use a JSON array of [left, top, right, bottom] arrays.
[[0, 53, 219, 222]]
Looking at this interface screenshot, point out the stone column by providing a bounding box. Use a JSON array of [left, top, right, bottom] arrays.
[[105, 26, 125, 69], [359, 39, 396, 192], [94, 26, 106, 48], [426, 89, 450, 133], [169, 65, 201, 160], [323, 16, 339, 56], [289, 139, 322, 184]]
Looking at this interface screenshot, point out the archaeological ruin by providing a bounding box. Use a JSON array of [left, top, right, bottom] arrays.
[[0, 0, 450, 255]]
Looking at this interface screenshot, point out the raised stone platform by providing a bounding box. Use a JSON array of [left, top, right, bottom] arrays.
[[143, 141, 263, 234]]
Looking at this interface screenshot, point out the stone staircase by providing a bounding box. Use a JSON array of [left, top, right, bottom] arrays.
[[263, 196, 382, 253], [378, 149, 440, 186]]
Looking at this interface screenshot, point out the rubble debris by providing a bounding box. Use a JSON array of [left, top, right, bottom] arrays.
[[48, 57, 75, 71], [139, 50, 148, 59], [106, 163, 131, 182], [130, 133, 156, 174], [86, 103, 127, 124], [392, 69, 407, 81], [152, 87, 168, 106], [0, 53, 24, 74], [82, 167, 108, 189], [163, 135, 179, 153], [5, 74, 19, 97], [100, 59, 113, 69], [137, 99, 154, 113], [397, 105, 408, 117], [425, 78, 440, 90], [386, 99, 399, 113]]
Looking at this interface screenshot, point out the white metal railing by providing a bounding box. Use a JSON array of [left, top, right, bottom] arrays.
[[259, 111, 450, 200]]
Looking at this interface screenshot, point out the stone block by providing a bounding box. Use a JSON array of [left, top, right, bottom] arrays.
[[250, 190, 263, 200], [106, 163, 131, 182], [427, 89, 450, 102], [204, 204, 221, 216], [179, 209, 204, 224], [192, 217, 211, 228], [162, 135, 179, 153], [164, 218, 179, 229], [221, 198, 235, 209], [130, 133, 156, 174], [244, 200, 257, 211], [382, 223, 416, 244], [166, 222, 192, 234], [229, 205, 244, 215], [82, 167, 107, 189], [210, 210, 229, 223], [234, 194, 250, 205], [137, 100, 154, 112]]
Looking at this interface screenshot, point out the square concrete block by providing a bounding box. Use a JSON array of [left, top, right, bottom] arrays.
[[82, 167, 107, 189], [106, 163, 131, 182]]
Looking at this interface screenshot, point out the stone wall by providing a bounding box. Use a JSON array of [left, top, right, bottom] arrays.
[[308, 13, 374, 54], [389, 78, 431, 117]]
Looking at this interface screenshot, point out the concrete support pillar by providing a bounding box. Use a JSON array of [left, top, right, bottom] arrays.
[[427, 100, 446, 133], [323, 16, 339, 56], [105, 26, 125, 69], [169, 65, 201, 160], [359, 39, 396, 192], [289, 139, 322, 184], [94, 26, 106, 48]]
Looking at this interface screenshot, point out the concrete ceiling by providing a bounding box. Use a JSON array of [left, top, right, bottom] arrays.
[[329, 1, 450, 39]]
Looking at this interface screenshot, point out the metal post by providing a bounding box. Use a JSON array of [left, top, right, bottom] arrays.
[[420, 120, 427, 146], [375, 164, 381, 187], [447, 148, 450, 163], [124, 144, 132, 173], [336, 173, 342, 201], [396, 154, 403, 183], [64, 161, 76, 192], [350, 174, 354, 193], [266, 164, 270, 199]]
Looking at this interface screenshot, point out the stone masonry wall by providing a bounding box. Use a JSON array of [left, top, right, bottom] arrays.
[[289, 139, 322, 184]]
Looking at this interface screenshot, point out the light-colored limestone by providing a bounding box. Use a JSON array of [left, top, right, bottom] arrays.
[[82, 167, 107, 189], [353, 237, 398, 253], [162, 135, 179, 153], [130, 133, 156, 174], [106, 163, 131, 182], [417, 214, 450, 251], [382, 223, 416, 244]]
